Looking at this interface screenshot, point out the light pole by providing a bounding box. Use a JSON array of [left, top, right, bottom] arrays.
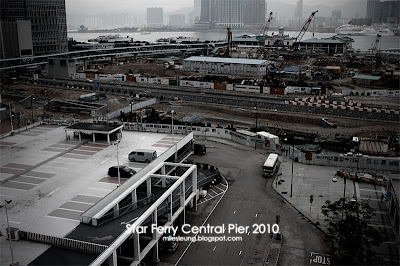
[[9, 102, 14, 134], [0, 200, 15, 265], [31, 95, 35, 124], [171, 110, 176, 162], [290, 142, 294, 197], [130, 101, 133, 121], [114, 140, 121, 186], [254, 105, 258, 150]]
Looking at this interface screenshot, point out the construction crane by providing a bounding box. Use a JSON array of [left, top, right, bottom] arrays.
[[256, 12, 273, 59], [370, 34, 382, 54], [261, 12, 273, 38], [294, 10, 318, 43], [224, 27, 233, 58]]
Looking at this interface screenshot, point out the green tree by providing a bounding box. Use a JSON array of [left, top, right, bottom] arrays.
[[321, 198, 384, 265]]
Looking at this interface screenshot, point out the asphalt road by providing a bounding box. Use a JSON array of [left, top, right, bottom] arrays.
[[30, 77, 399, 122], [177, 141, 329, 265]]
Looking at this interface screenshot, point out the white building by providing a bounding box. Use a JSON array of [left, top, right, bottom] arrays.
[[183, 56, 269, 77]]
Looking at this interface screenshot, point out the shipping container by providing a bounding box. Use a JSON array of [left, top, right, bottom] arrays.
[[85, 73, 96, 79], [169, 79, 178, 86], [214, 83, 227, 90], [270, 87, 285, 95], [127, 75, 136, 82]]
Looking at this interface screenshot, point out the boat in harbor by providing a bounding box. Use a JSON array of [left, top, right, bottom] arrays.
[[88, 34, 128, 42], [336, 24, 394, 36], [140, 32, 151, 35]]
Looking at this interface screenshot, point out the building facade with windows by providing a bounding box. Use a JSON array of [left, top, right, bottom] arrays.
[[0, 0, 68, 56], [183, 56, 268, 77]]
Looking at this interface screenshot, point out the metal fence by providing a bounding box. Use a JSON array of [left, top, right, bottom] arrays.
[[19, 231, 108, 254]]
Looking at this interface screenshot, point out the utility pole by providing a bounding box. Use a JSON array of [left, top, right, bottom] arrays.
[[1, 200, 16, 265], [290, 142, 294, 197]]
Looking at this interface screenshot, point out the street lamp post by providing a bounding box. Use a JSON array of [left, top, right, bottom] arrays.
[[171, 110, 177, 162], [130, 101, 133, 121], [254, 105, 258, 150], [1, 200, 15, 265], [114, 140, 121, 186], [31, 96, 35, 123], [290, 142, 294, 197], [9, 102, 14, 134]]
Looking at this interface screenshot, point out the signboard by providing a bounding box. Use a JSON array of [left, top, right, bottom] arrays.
[[309, 252, 330, 265], [94, 81, 102, 88]]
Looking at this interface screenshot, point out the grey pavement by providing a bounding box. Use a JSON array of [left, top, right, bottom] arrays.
[[177, 139, 328, 265], [275, 155, 399, 262]]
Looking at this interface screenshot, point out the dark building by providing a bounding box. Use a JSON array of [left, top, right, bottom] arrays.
[[0, 0, 68, 56], [367, 0, 399, 24], [200, 0, 215, 24]]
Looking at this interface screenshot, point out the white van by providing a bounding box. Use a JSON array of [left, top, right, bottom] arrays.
[[128, 149, 157, 163]]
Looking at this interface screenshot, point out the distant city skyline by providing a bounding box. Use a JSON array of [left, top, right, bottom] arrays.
[[65, 0, 363, 14]]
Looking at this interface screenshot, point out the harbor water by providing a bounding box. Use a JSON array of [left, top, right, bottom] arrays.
[[68, 30, 400, 52]]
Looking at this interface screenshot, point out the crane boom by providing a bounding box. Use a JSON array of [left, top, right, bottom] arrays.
[[294, 10, 318, 43], [371, 34, 382, 54], [261, 12, 273, 37]]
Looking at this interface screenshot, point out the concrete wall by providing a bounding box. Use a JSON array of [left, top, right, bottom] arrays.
[[106, 98, 157, 120], [288, 146, 399, 172]]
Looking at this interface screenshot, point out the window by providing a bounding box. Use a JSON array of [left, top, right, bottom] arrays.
[[212, 129, 216, 132], [381, 160, 386, 165], [366, 159, 371, 164], [334, 157, 338, 161]]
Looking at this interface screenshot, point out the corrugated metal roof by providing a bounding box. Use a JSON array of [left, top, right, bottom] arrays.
[[257, 131, 278, 139], [300, 38, 344, 44], [184, 56, 268, 65], [352, 74, 381, 80]]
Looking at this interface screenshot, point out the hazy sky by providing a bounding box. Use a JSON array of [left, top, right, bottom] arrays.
[[66, 0, 356, 14]]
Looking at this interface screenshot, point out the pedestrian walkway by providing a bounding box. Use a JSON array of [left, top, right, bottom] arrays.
[[274, 156, 399, 262]]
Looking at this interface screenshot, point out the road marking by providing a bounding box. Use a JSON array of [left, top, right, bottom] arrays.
[[141, 136, 146, 140], [238, 251, 242, 256], [213, 246, 216, 251], [233, 210, 236, 214], [100, 158, 111, 164], [69, 200, 94, 205], [255, 213, 258, 217], [7, 221, 21, 225], [0, 194, 15, 198], [247, 231, 250, 235], [88, 187, 113, 192], [57, 207, 84, 213], [175, 175, 229, 266], [45, 215, 80, 222], [48, 187, 61, 196]]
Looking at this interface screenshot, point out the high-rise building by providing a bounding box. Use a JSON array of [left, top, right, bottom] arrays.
[[169, 14, 186, 28], [147, 7, 164, 28], [367, 0, 399, 24], [200, 0, 214, 24], [0, 0, 68, 56], [366, 0, 381, 23], [243, 0, 266, 25], [295, 0, 303, 18], [214, 0, 244, 28]]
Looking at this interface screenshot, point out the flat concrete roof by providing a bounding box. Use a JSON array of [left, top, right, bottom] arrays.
[[0, 125, 184, 265], [184, 56, 268, 65], [65, 122, 122, 132]]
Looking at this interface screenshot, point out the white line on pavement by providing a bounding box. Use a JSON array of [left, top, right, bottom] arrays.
[[101, 158, 111, 164], [233, 210, 236, 214], [48, 187, 61, 196], [213, 246, 216, 251], [238, 251, 242, 256], [175, 176, 229, 266]]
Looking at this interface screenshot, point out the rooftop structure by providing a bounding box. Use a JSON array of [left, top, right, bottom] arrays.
[[183, 56, 269, 77]]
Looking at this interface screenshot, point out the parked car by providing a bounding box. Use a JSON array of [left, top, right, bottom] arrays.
[[128, 149, 157, 163], [108, 166, 136, 178]]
